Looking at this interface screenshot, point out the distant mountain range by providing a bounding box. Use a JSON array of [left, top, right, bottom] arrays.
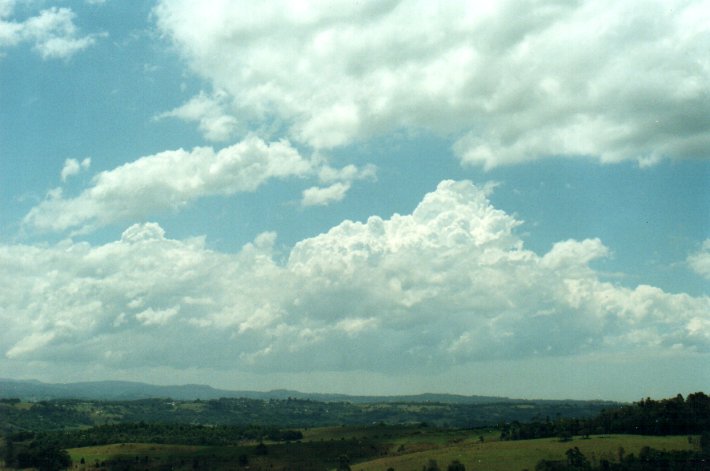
[[0, 378, 521, 403]]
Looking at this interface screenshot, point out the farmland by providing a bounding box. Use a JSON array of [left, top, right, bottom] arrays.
[[58, 429, 700, 470], [1, 392, 708, 470]]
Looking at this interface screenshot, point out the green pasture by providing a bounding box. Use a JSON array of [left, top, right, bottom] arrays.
[[11, 402, 33, 411], [301, 424, 498, 443], [353, 434, 697, 471], [68, 435, 387, 470], [68, 443, 209, 467], [64, 429, 698, 471]]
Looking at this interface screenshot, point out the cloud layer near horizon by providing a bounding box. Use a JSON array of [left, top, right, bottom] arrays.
[[155, 0, 710, 168], [3, 181, 708, 374]]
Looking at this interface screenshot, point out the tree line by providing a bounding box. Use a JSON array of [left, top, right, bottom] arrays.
[[501, 392, 710, 441], [535, 436, 710, 470], [7, 422, 303, 449], [1, 395, 616, 433]]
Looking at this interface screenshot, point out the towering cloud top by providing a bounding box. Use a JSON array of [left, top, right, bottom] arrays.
[[3, 182, 708, 376]]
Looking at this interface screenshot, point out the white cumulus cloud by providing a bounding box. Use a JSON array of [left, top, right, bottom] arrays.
[[156, 90, 239, 142], [688, 240, 710, 280], [24, 137, 314, 234], [154, 0, 710, 168], [301, 182, 351, 207], [3, 181, 708, 376], [26, 139, 380, 235], [60, 157, 91, 181], [301, 162, 377, 206], [136, 306, 180, 326], [0, 4, 101, 59]]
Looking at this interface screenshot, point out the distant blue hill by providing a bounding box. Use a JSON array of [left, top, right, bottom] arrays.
[[0, 378, 525, 403]]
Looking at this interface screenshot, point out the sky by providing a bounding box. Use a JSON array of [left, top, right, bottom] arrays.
[[0, 0, 708, 402]]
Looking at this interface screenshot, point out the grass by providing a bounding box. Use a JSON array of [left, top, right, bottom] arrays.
[[65, 428, 697, 471], [352, 434, 697, 471], [68, 443, 209, 467], [67, 434, 386, 470]]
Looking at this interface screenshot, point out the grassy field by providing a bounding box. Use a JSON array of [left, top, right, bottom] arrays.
[[63, 425, 698, 471], [353, 434, 697, 471], [67, 433, 387, 470], [68, 443, 208, 468]]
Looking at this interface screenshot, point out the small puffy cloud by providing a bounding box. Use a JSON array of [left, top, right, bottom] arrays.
[[301, 182, 350, 207], [1, 6, 101, 59], [155, 0, 710, 167], [318, 163, 377, 184], [301, 162, 377, 206], [135, 306, 180, 326], [156, 90, 238, 142], [121, 222, 165, 243], [542, 239, 610, 271], [60, 157, 91, 181], [3, 181, 707, 376], [688, 240, 710, 280], [24, 137, 314, 234], [0, 0, 14, 19]]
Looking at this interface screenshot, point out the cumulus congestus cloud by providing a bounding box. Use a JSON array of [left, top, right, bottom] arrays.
[[154, 0, 710, 167], [3, 181, 708, 373]]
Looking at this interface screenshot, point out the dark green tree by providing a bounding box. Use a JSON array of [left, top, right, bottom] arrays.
[[255, 442, 268, 455], [16, 444, 71, 471], [3, 437, 15, 467], [337, 453, 351, 471], [565, 447, 590, 470], [423, 459, 440, 471], [447, 459, 466, 471], [700, 431, 710, 456], [534, 460, 566, 471]]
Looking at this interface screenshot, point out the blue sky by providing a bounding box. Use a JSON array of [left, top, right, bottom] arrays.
[[0, 0, 708, 401]]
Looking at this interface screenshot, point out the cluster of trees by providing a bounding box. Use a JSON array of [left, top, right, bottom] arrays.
[[14, 422, 303, 449], [422, 458, 467, 470], [3, 437, 71, 471], [0, 399, 92, 433], [349, 458, 467, 471], [502, 392, 710, 441], [1, 395, 615, 433], [595, 393, 710, 435], [535, 436, 710, 471]]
